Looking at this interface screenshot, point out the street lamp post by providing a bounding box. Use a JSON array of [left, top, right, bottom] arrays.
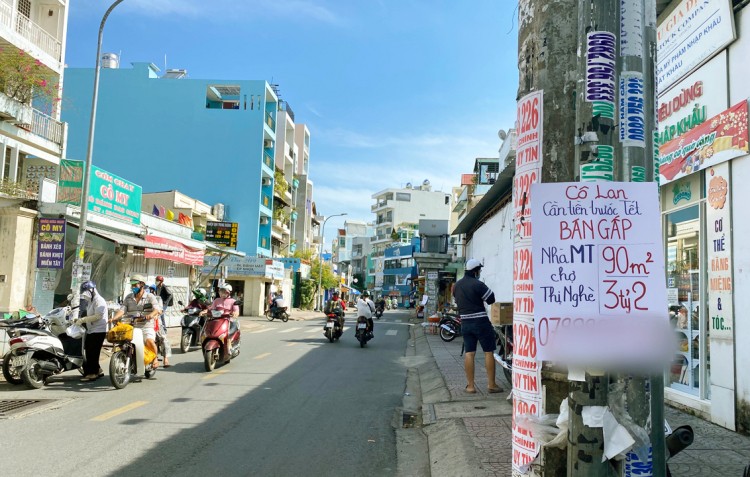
[[317, 213, 346, 311], [70, 0, 126, 310]]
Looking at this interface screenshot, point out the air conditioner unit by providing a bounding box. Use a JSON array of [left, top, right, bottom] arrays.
[[260, 216, 269, 225], [264, 139, 273, 149], [262, 177, 272, 186]]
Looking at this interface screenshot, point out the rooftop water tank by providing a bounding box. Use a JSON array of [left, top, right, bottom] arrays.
[[101, 53, 119, 69]]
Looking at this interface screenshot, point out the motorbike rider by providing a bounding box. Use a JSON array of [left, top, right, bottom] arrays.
[[110, 274, 162, 368], [356, 291, 376, 338], [270, 291, 285, 315], [202, 283, 239, 360], [324, 290, 347, 330], [184, 288, 210, 311], [75, 280, 108, 382], [376, 295, 386, 312]]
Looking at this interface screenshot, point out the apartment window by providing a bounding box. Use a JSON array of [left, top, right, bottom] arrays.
[[206, 85, 241, 109], [18, 0, 31, 18], [396, 192, 411, 201]]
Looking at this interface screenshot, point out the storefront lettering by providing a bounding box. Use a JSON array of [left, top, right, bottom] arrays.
[[658, 104, 707, 144]]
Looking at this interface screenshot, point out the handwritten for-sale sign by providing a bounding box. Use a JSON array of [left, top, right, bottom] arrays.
[[530, 182, 670, 367]]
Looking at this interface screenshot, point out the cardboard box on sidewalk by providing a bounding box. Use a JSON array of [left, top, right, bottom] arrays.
[[490, 302, 512, 325]]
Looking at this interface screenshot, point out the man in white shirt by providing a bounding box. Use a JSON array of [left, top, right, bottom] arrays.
[[356, 291, 376, 338]]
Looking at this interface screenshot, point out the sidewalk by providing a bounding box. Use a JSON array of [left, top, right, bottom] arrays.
[[411, 324, 750, 477]]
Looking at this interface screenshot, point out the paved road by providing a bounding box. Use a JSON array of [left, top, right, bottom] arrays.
[[0, 311, 414, 477]]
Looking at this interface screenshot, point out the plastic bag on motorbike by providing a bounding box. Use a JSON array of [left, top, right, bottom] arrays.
[[107, 323, 133, 342], [143, 347, 157, 366], [66, 323, 85, 339]]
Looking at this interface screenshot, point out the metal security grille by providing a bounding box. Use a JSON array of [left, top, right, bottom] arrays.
[[0, 399, 55, 418], [17, 0, 31, 18]]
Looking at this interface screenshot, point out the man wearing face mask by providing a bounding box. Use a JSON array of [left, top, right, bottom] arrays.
[[111, 274, 162, 368], [76, 280, 108, 382]]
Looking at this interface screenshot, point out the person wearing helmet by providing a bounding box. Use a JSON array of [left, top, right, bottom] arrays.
[[324, 290, 347, 330], [204, 283, 240, 360], [452, 258, 502, 394], [111, 274, 162, 368], [76, 280, 108, 382], [147, 284, 171, 367], [185, 288, 209, 311], [356, 290, 376, 338]]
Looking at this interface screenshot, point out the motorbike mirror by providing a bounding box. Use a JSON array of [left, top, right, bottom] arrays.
[[666, 425, 694, 459], [143, 303, 154, 312]]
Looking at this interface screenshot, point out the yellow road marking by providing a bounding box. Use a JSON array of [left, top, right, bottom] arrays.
[[286, 342, 298, 347], [202, 369, 229, 380], [254, 352, 272, 360], [91, 401, 148, 422]]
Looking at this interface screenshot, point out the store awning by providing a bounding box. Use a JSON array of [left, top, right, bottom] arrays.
[[71, 224, 180, 253], [204, 242, 246, 258]]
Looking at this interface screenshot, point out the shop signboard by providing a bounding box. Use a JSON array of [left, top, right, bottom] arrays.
[[512, 89, 544, 475], [705, 164, 733, 340], [531, 182, 668, 365], [56, 160, 143, 226], [657, 0, 735, 93], [36, 218, 65, 269], [202, 256, 282, 279], [659, 101, 749, 184], [144, 235, 204, 266], [205, 221, 238, 249]]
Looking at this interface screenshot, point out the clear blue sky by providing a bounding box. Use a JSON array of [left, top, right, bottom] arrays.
[[65, 0, 519, 244]]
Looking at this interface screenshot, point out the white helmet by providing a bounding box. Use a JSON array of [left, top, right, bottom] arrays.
[[219, 283, 233, 293]]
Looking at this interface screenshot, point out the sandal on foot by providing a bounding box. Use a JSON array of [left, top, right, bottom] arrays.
[[488, 386, 503, 394], [464, 385, 477, 394]]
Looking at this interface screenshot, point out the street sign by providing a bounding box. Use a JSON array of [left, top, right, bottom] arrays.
[[205, 221, 238, 249]]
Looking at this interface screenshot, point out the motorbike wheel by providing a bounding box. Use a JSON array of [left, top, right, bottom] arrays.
[[281, 312, 289, 323], [326, 330, 334, 343], [21, 358, 46, 389], [109, 350, 131, 389], [496, 338, 513, 385], [2, 352, 23, 385], [180, 332, 191, 353], [359, 334, 366, 348], [265, 309, 275, 322], [439, 323, 457, 342], [204, 348, 217, 372]]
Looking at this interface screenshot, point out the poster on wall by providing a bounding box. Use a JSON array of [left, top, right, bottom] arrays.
[[512, 90, 544, 475], [36, 218, 66, 269], [659, 101, 748, 184], [705, 164, 733, 340], [531, 182, 670, 366]]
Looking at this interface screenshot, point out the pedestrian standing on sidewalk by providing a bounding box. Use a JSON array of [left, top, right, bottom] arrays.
[[155, 275, 173, 332], [452, 259, 502, 394]]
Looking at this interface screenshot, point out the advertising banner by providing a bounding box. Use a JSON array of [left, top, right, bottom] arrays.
[[144, 235, 204, 266], [659, 101, 749, 184], [37, 218, 65, 269], [56, 160, 143, 225], [657, 0, 735, 93], [705, 164, 733, 340], [203, 256, 283, 279], [206, 221, 239, 249], [531, 182, 669, 365], [512, 90, 544, 475]]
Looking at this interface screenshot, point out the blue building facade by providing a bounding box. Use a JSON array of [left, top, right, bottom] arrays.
[[61, 63, 278, 256]]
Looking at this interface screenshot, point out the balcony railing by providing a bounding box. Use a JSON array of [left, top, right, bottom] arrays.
[[0, 90, 31, 124], [0, 1, 62, 62], [265, 111, 275, 130], [31, 108, 63, 145]]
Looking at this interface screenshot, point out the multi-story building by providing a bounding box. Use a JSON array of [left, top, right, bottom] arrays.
[[61, 61, 281, 256], [370, 181, 451, 291], [0, 0, 68, 313], [272, 103, 297, 257], [293, 122, 316, 254]]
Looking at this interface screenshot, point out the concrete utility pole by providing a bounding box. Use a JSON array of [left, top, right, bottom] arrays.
[[516, 0, 660, 475]]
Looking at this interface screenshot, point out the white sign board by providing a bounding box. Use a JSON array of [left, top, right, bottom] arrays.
[[657, 0, 736, 93], [531, 182, 669, 366]]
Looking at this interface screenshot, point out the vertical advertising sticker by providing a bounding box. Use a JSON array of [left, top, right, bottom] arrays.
[[512, 90, 544, 475], [621, 0, 644, 58], [619, 72, 646, 148], [706, 164, 733, 340], [586, 31, 616, 120], [37, 218, 66, 269]]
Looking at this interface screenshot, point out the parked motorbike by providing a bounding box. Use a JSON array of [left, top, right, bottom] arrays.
[[493, 324, 513, 385], [354, 316, 372, 348], [6, 307, 86, 389], [108, 313, 158, 389], [323, 313, 343, 343], [179, 303, 205, 353], [438, 313, 462, 342], [374, 303, 384, 319], [201, 309, 241, 371], [1, 314, 48, 384], [265, 305, 289, 322]]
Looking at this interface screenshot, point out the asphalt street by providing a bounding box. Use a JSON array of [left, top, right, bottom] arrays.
[[0, 310, 414, 477]]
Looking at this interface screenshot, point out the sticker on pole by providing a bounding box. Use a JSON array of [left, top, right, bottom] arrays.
[[531, 182, 672, 369]]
